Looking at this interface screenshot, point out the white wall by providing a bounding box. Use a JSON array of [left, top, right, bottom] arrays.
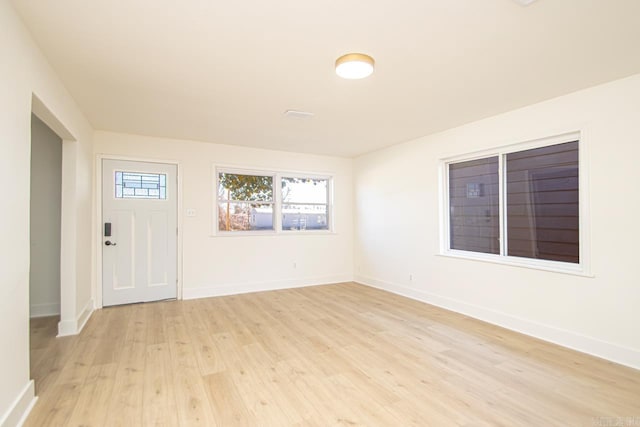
[[0, 2, 93, 426], [29, 114, 62, 318], [355, 73, 640, 369], [94, 132, 354, 301]]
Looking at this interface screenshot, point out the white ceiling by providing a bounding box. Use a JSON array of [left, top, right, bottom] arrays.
[[11, 0, 640, 157]]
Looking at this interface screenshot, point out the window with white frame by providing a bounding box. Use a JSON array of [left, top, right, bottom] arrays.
[[216, 169, 332, 233], [282, 177, 330, 231], [444, 135, 581, 268], [217, 172, 275, 231]]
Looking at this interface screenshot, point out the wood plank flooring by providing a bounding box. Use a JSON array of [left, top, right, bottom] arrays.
[[27, 283, 640, 426]]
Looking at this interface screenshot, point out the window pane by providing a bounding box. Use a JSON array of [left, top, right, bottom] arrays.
[[282, 177, 328, 204], [218, 173, 273, 202], [217, 202, 273, 231], [506, 141, 579, 263], [282, 204, 328, 231], [115, 171, 166, 199], [449, 157, 500, 254]]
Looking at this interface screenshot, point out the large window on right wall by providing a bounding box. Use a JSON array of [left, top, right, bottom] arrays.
[[443, 133, 585, 273]]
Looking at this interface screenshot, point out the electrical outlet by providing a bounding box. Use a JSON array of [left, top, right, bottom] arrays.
[[409, 274, 413, 281], [185, 209, 196, 217], [293, 262, 297, 269]]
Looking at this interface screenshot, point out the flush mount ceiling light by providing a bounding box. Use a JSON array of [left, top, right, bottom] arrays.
[[335, 53, 375, 79]]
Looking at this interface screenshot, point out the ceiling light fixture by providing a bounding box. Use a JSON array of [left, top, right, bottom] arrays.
[[335, 53, 375, 79]]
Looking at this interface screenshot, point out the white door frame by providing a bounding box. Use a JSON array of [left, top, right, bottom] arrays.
[[95, 154, 183, 309]]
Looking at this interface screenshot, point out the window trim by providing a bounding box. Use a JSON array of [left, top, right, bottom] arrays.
[[213, 166, 334, 236], [439, 131, 592, 276]]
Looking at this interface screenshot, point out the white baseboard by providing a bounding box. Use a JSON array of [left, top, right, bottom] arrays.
[[0, 380, 36, 427], [29, 302, 60, 318], [57, 298, 94, 337], [355, 275, 640, 370], [183, 275, 353, 300]]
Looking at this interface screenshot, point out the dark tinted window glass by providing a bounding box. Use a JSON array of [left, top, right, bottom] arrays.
[[506, 141, 579, 263], [449, 157, 500, 254]]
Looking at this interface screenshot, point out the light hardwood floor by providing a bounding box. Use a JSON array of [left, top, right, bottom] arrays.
[[27, 283, 640, 426]]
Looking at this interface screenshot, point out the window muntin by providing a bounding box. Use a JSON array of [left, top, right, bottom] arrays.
[[445, 137, 580, 267], [115, 171, 167, 199], [217, 172, 274, 231], [282, 177, 329, 231]]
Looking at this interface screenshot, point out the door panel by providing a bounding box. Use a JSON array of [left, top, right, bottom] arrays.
[[148, 210, 169, 286], [102, 159, 177, 306], [112, 210, 135, 290]]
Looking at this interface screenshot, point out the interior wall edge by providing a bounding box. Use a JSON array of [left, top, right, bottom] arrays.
[[57, 297, 94, 337]]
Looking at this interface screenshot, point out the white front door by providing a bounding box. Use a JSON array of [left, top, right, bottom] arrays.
[[102, 159, 177, 306]]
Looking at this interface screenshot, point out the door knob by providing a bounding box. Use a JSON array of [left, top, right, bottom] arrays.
[[105, 240, 117, 246]]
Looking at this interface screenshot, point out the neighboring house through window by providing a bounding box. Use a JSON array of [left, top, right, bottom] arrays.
[[217, 172, 275, 231], [282, 177, 330, 231]]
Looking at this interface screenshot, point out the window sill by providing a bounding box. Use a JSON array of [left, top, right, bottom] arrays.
[[438, 250, 593, 277], [211, 230, 336, 237], [280, 230, 335, 235]]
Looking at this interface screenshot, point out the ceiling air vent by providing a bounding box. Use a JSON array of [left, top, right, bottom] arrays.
[[284, 110, 315, 119], [513, 0, 538, 5]]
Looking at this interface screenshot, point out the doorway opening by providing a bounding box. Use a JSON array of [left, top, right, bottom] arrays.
[[29, 113, 63, 394]]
